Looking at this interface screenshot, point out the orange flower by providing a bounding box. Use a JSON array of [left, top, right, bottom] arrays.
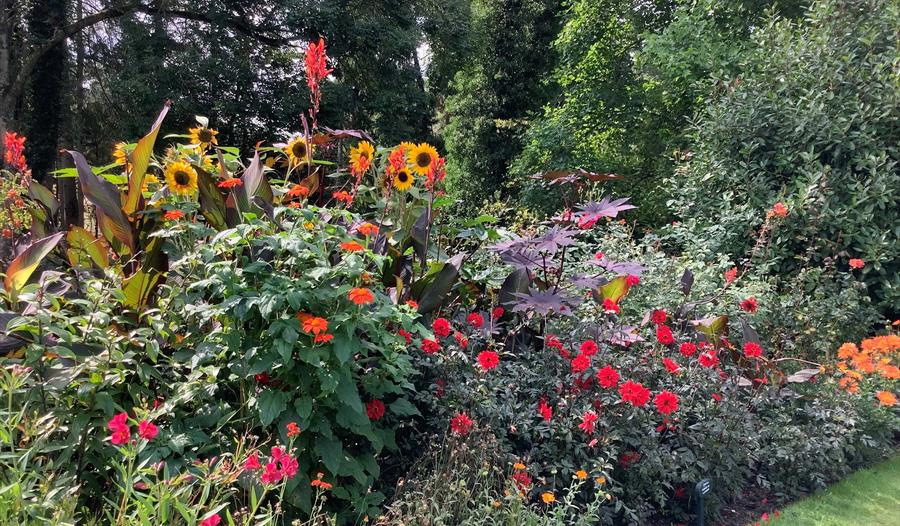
[[333, 191, 353, 204], [341, 241, 364, 252], [769, 202, 788, 218], [164, 210, 185, 221], [837, 343, 858, 359], [286, 422, 301, 437], [575, 470, 588, 480], [217, 178, 243, 189], [541, 492, 555, 504], [876, 391, 896, 406], [301, 316, 328, 335], [877, 364, 899, 380], [357, 222, 379, 237], [314, 333, 334, 343], [848, 258, 864, 269], [287, 184, 310, 198], [348, 287, 374, 305], [311, 472, 333, 490]]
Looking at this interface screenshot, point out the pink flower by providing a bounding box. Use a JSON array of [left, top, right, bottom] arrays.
[[243, 452, 261, 471], [110, 426, 130, 445], [138, 420, 158, 441], [279, 454, 299, 479], [849, 258, 864, 269], [261, 461, 282, 484], [108, 412, 128, 431], [199, 513, 222, 526], [467, 312, 484, 329]]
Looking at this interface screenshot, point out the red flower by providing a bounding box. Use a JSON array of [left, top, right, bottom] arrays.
[[348, 287, 374, 305], [454, 331, 469, 349], [769, 202, 788, 218], [619, 451, 641, 468], [432, 317, 452, 338], [712, 393, 722, 402], [571, 353, 591, 374], [405, 300, 419, 310], [422, 338, 440, 354], [663, 358, 681, 374], [538, 399, 553, 421], [679, 342, 697, 357], [578, 410, 598, 435], [477, 350, 500, 371], [286, 421, 302, 437], [357, 222, 379, 236], [163, 209, 185, 221], [491, 306, 505, 320], [601, 298, 620, 313], [725, 267, 738, 284], [366, 400, 385, 421], [243, 452, 261, 471], [434, 379, 446, 398], [254, 372, 270, 385], [217, 178, 243, 189], [138, 420, 158, 441], [650, 309, 667, 325], [596, 365, 620, 388], [199, 513, 222, 526], [304, 38, 333, 92], [743, 342, 763, 358], [545, 334, 563, 350], [300, 315, 328, 335], [626, 275, 640, 286], [340, 241, 364, 252], [279, 454, 299, 479], [398, 329, 412, 344], [698, 350, 719, 368], [311, 472, 333, 490], [332, 191, 354, 204], [849, 258, 864, 269], [314, 333, 334, 343], [287, 184, 310, 198], [466, 312, 484, 328], [261, 461, 282, 484], [619, 380, 650, 407], [656, 325, 675, 345], [579, 340, 598, 357], [654, 391, 679, 415], [3, 131, 27, 172], [594, 251, 605, 260], [740, 297, 758, 313], [511, 471, 532, 491], [450, 412, 473, 435], [108, 412, 131, 445]]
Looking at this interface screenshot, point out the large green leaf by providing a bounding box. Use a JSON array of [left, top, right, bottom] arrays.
[[315, 435, 343, 474], [4, 232, 64, 301], [68, 150, 133, 253], [692, 315, 729, 345], [28, 180, 58, 216], [122, 235, 167, 309], [124, 101, 171, 215], [258, 389, 287, 427], [66, 227, 109, 270], [597, 275, 632, 304], [194, 166, 228, 231], [416, 253, 466, 314]]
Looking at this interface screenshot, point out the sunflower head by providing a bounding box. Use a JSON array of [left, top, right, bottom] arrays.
[[141, 174, 160, 193], [189, 127, 219, 147], [349, 141, 375, 172], [164, 161, 199, 196], [393, 167, 414, 191], [285, 136, 314, 167], [408, 143, 438, 175]]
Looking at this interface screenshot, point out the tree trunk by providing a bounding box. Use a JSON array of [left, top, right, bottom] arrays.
[[25, 0, 67, 188], [0, 0, 10, 162]]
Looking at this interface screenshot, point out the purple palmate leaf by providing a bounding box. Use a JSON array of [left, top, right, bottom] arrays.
[[570, 274, 605, 290], [512, 287, 576, 316], [586, 256, 645, 276], [608, 326, 645, 346], [576, 197, 636, 221]]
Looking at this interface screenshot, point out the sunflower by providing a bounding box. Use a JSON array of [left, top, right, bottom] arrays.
[[408, 142, 438, 175], [393, 167, 414, 191], [141, 174, 160, 193], [189, 126, 218, 148], [285, 136, 314, 167], [164, 161, 198, 196], [349, 141, 375, 173]]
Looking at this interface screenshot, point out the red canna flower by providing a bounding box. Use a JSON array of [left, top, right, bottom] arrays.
[[596, 365, 620, 388], [477, 350, 500, 371], [466, 312, 484, 329], [654, 391, 679, 415], [740, 297, 758, 313], [3, 131, 27, 172], [679, 342, 697, 357], [366, 400, 385, 421], [432, 317, 452, 338], [450, 412, 473, 435], [656, 325, 675, 345], [138, 420, 158, 441]]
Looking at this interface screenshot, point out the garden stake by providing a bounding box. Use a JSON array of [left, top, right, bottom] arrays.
[[694, 478, 712, 526]]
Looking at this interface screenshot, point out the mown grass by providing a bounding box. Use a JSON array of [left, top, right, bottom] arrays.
[[764, 455, 900, 526]]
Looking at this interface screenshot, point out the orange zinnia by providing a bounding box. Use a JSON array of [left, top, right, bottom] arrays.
[[341, 241, 364, 252], [357, 222, 379, 237], [875, 391, 896, 406], [164, 210, 185, 221], [301, 316, 328, 335], [287, 184, 310, 198], [348, 287, 374, 305]]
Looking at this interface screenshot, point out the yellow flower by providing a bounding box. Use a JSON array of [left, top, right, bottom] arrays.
[[399, 141, 417, 153], [595, 476, 606, 485], [141, 174, 160, 193], [541, 492, 555, 504], [575, 470, 588, 480], [407, 142, 438, 175], [113, 142, 131, 168], [513, 463, 526, 471], [164, 161, 198, 196], [189, 126, 218, 147], [349, 141, 375, 173], [285, 136, 314, 167], [393, 167, 414, 191]]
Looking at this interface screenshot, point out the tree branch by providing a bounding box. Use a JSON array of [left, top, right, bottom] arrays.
[[134, 6, 303, 47]]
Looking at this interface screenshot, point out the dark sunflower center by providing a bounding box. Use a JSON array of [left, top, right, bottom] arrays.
[[174, 171, 191, 185], [398, 171, 410, 182], [416, 152, 431, 167], [198, 129, 213, 143], [292, 142, 307, 158]]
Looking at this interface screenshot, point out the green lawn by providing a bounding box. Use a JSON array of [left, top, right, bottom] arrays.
[[764, 455, 900, 526]]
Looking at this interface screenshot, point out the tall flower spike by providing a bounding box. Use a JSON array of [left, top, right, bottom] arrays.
[[304, 38, 333, 128]]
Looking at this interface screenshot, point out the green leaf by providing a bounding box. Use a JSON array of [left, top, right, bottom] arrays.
[[335, 372, 364, 416], [68, 150, 133, 253], [388, 398, 420, 417], [125, 101, 170, 215], [294, 396, 313, 420], [66, 226, 109, 269], [597, 275, 632, 304], [258, 390, 287, 427], [315, 435, 343, 474], [122, 234, 167, 310], [194, 166, 228, 231], [4, 232, 64, 301], [416, 253, 466, 314]]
